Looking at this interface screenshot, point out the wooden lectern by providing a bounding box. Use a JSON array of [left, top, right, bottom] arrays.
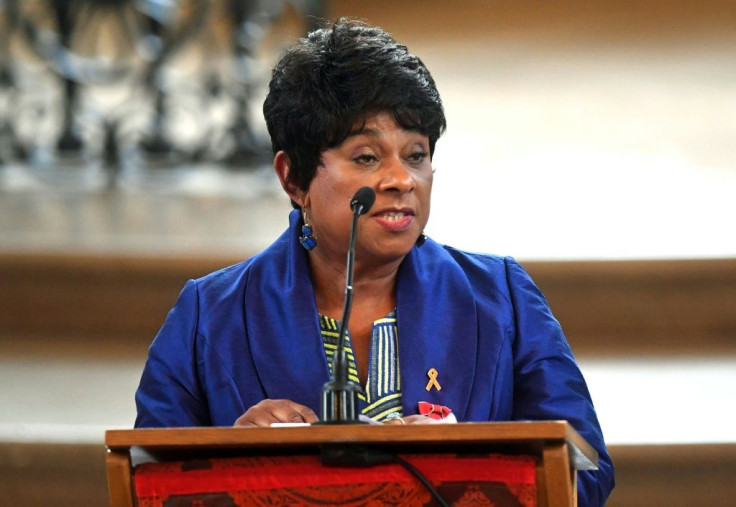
[[106, 420, 597, 507]]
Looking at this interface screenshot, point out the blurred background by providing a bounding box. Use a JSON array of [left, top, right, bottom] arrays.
[[1, 0, 735, 505]]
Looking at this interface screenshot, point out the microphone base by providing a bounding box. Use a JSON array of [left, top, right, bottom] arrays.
[[320, 379, 362, 424]]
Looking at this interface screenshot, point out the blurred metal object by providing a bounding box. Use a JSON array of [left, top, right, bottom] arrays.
[[0, 0, 325, 189], [0, 1, 21, 164]]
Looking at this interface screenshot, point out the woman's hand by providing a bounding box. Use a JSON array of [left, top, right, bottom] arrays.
[[234, 399, 319, 427]]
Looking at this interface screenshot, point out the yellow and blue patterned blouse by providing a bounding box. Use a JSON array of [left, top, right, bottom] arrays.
[[318, 310, 403, 422]]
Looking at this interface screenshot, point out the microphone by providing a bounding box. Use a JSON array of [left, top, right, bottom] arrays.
[[320, 186, 376, 423], [350, 186, 376, 215]]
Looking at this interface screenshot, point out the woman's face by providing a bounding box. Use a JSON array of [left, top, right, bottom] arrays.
[[302, 112, 433, 269]]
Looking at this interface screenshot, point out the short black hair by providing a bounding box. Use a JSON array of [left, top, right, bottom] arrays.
[[263, 18, 446, 202]]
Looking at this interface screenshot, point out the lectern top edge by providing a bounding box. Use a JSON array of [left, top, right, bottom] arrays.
[[105, 420, 598, 471]]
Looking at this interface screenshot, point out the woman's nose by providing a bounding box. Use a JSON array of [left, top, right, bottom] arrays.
[[378, 157, 416, 193]]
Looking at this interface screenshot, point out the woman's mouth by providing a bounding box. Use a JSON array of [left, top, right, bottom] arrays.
[[373, 210, 414, 231]]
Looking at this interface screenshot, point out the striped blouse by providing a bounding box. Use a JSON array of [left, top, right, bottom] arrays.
[[318, 310, 403, 421]]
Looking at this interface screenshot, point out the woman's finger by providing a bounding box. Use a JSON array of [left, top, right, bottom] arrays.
[[234, 399, 319, 427]]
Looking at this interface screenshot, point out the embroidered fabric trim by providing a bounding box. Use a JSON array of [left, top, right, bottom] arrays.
[[318, 310, 402, 421]]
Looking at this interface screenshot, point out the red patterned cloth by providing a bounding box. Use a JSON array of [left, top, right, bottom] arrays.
[[134, 453, 537, 506]]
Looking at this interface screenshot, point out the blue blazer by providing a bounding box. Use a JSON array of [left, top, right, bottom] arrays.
[[136, 210, 614, 505]]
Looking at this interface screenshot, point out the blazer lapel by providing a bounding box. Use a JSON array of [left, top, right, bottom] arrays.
[[397, 241, 478, 421], [245, 210, 330, 412]]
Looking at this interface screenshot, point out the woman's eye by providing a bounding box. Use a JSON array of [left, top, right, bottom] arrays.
[[407, 151, 428, 164], [354, 154, 378, 164]]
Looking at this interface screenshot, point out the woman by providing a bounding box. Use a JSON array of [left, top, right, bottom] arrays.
[[135, 18, 614, 504]]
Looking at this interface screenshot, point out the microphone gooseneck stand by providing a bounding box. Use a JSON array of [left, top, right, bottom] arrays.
[[320, 186, 375, 424]]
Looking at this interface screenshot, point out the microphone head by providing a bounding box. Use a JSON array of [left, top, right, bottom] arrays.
[[350, 187, 376, 215]]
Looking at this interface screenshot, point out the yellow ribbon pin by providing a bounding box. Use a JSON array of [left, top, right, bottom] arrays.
[[425, 368, 442, 391]]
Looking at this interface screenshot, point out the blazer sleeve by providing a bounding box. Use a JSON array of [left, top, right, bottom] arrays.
[[134, 279, 212, 427], [504, 257, 615, 506]]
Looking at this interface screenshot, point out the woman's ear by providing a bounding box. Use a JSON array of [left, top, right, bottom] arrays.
[[274, 151, 307, 207]]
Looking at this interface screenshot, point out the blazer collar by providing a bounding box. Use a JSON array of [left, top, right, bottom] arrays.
[[396, 241, 478, 421], [245, 210, 328, 411]]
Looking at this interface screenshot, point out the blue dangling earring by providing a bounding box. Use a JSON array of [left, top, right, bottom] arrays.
[[300, 208, 318, 251]]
